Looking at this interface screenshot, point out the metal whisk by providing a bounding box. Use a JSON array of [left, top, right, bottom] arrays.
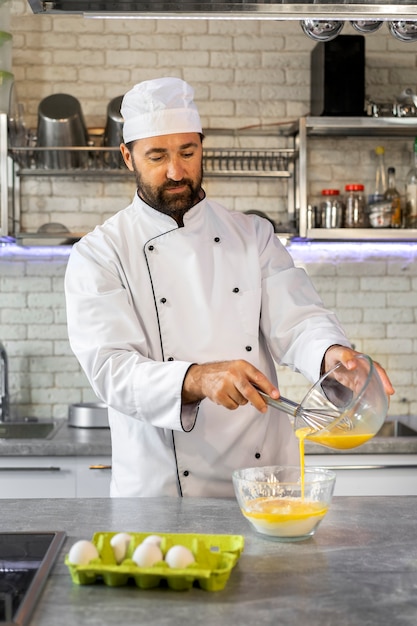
[[257, 390, 352, 433]]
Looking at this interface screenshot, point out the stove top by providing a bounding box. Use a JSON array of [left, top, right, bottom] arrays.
[[0, 532, 66, 626]]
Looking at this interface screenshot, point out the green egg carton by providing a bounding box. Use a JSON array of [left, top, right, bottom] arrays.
[[65, 531, 244, 592]]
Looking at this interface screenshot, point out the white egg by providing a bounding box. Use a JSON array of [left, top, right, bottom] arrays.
[[68, 540, 99, 565], [142, 534, 162, 546], [164, 545, 195, 569], [132, 542, 163, 567], [110, 532, 132, 564]]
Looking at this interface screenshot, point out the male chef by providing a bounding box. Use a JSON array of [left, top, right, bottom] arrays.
[[64, 77, 394, 497]]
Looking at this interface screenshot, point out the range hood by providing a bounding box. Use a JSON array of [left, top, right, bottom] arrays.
[[27, 1, 417, 21]]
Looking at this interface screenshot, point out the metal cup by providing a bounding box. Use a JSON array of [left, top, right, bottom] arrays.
[[103, 95, 124, 168], [36, 93, 89, 169]]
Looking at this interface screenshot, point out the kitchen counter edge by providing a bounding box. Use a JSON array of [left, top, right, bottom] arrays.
[[0, 421, 416, 456]]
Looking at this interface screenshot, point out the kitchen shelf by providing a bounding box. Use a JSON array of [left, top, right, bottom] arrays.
[[26, 0, 417, 20], [298, 116, 417, 137], [9, 146, 130, 176], [304, 228, 417, 241], [5, 129, 297, 244], [295, 116, 417, 241]]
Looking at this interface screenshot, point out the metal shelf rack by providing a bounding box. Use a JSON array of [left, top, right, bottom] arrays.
[[3, 129, 298, 244], [295, 115, 417, 241]]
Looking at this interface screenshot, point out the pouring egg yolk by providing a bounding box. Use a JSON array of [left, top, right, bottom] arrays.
[[241, 413, 374, 538], [305, 429, 374, 449]]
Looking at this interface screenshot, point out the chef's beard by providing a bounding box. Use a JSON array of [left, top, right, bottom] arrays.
[[131, 155, 204, 223]]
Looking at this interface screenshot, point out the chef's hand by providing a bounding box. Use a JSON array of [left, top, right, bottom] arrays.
[[323, 345, 395, 397], [182, 360, 278, 413]]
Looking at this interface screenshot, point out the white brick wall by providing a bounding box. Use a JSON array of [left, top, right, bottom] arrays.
[[1, 1, 416, 420], [1, 244, 416, 419], [9, 1, 417, 229]]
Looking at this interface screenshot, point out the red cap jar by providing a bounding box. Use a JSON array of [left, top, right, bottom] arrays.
[[320, 189, 344, 228], [344, 184, 367, 228]]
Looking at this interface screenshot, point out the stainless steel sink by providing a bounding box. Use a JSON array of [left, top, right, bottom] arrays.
[[0, 419, 62, 440], [375, 417, 417, 438]]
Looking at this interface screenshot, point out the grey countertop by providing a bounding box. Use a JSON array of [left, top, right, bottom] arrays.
[[3, 496, 417, 626], [0, 421, 112, 456], [0, 419, 416, 456]]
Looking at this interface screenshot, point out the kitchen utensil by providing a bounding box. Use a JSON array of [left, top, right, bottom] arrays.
[[350, 20, 383, 33], [38, 222, 69, 234], [388, 20, 417, 42], [103, 94, 124, 169], [257, 390, 342, 432], [368, 200, 393, 228], [68, 402, 109, 428], [232, 466, 336, 541], [300, 19, 344, 42], [258, 354, 388, 449], [36, 93, 89, 169]]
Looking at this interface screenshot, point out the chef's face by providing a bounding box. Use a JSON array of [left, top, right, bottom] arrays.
[[120, 132, 203, 223]]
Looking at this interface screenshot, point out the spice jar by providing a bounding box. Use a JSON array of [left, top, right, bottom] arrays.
[[344, 184, 368, 228], [320, 189, 344, 228]]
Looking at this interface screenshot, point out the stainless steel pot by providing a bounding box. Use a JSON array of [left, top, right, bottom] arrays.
[[103, 94, 124, 168], [36, 93, 89, 169], [68, 402, 109, 428]]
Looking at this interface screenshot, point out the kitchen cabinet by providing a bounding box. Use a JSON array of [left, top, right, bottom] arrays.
[[295, 115, 417, 240], [306, 453, 417, 496], [0, 456, 111, 498], [75, 457, 112, 498]]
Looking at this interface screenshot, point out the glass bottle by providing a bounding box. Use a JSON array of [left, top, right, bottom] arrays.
[[405, 137, 417, 228], [368, 145, 387, 206], [384, 167, 402, 228]]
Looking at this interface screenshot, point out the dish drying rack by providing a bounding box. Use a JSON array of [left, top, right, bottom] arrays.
[[203, 148, 295, 178], [8, 146, 296, 178], [2, 123, 298, 242]]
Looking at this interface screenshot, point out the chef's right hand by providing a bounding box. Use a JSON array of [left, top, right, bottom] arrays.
[[182, 360, 279, 413]]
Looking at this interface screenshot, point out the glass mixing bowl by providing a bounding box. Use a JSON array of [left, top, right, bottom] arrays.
[[294, 354, 389, 450], [233, 466, 336, 542]]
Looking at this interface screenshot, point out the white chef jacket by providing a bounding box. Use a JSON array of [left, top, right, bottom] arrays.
[[64, 193, 350, 497]]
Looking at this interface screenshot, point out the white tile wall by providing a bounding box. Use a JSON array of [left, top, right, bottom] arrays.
[[1, 1, 416, 420]]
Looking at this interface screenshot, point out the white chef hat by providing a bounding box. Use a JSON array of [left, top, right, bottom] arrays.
[[121, 77, 202, 143]]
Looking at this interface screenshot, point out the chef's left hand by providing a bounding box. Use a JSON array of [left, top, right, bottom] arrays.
[[323, 345, 395, 397]]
